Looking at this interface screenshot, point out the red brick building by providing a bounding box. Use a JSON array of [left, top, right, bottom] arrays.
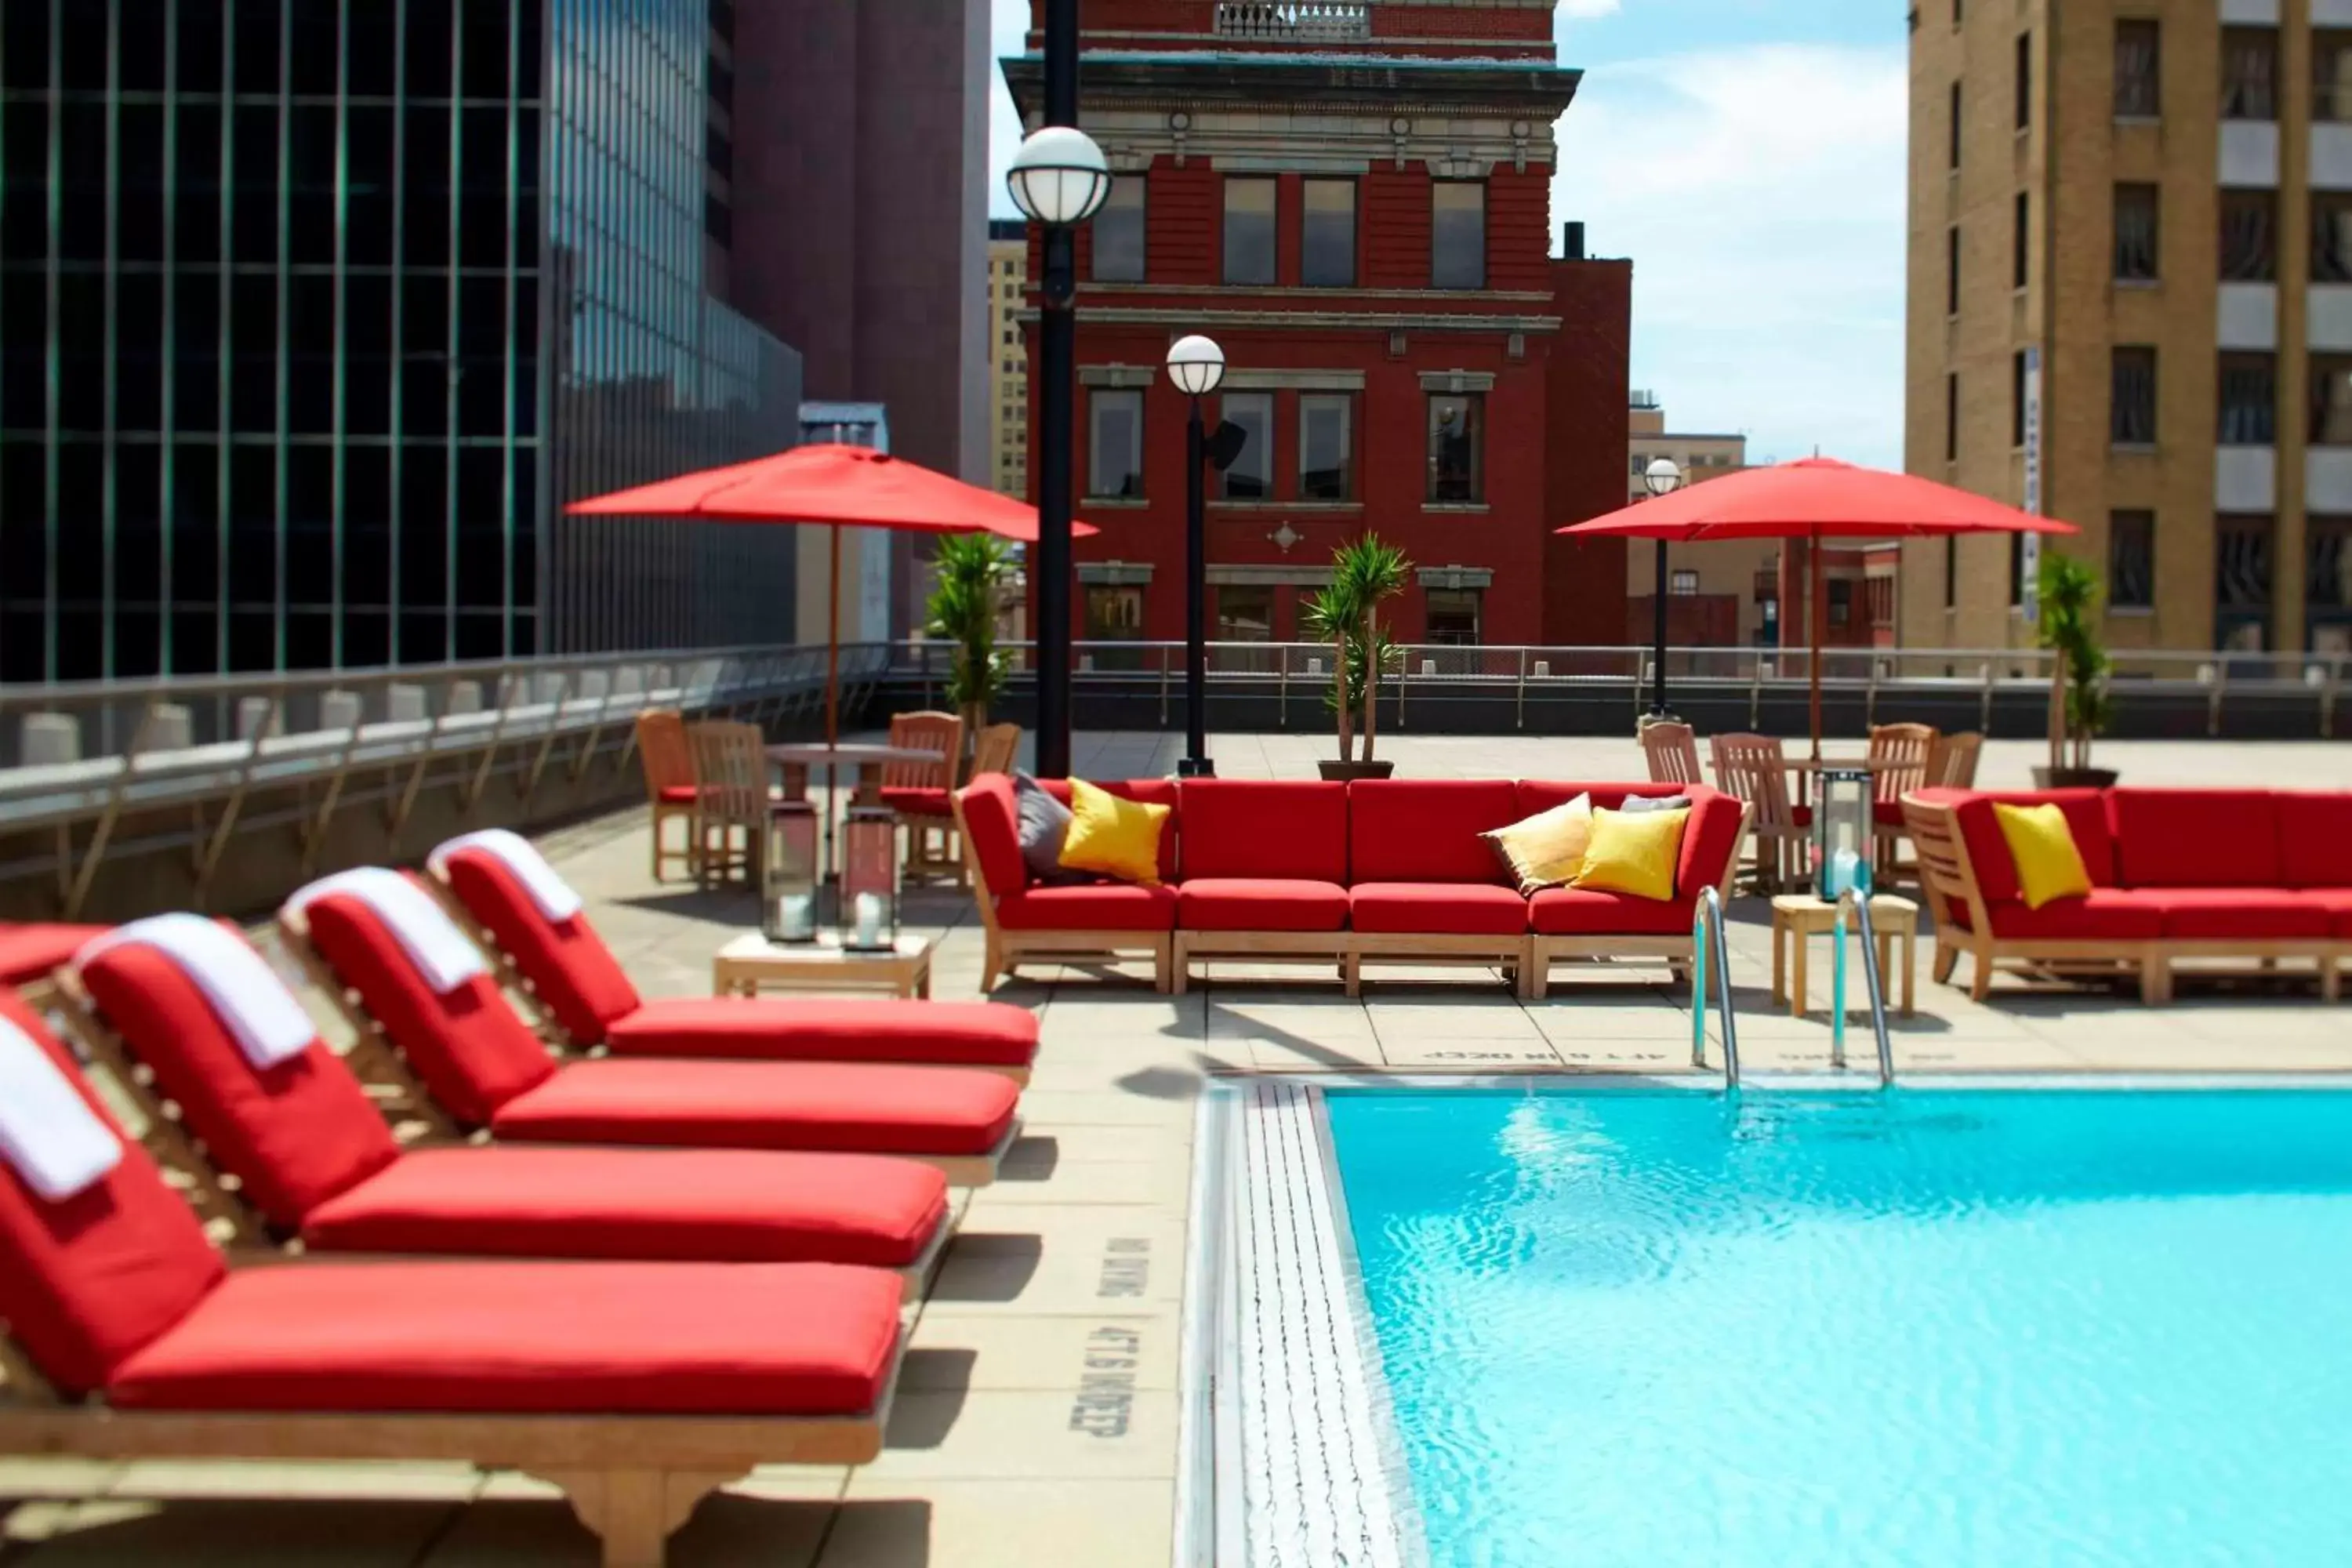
[[1003, 0, 1631, 652]]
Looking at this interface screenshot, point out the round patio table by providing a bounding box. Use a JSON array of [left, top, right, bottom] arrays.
[[766, 742, 944, 879]]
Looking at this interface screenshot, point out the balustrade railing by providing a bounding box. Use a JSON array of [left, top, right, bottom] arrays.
[[1211, 1, 1372, 42]]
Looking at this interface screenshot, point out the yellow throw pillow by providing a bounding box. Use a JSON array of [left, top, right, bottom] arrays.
[[1480, 794, 1594, 895], [1572, 807, 1689, 902], [1058, 779, 1170, 886], [1992, 801, 2091, 910]]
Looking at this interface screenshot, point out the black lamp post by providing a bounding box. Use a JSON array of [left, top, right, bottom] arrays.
[[1166, 334, 1227, 777], [1642, 456, 1683, 719], [1004, 1, 1108, 780]]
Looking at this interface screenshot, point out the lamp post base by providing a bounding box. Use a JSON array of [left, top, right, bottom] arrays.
[[1176, 756, 1217, 778]]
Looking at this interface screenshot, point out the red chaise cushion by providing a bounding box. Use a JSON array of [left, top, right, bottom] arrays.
[[604, 996, 1038, 1070], [1529, 887, 1696, 936], [2133, 887, 2333, 941], [0, 923, 107, 989], [1177, 780, 1347, 882], [1176, 877, 1349, 932], [73, 939, 403, 1233], [996, 883, 1177, 932], [2109, 789, 2281, 888], [300, 1145, 949, 1269], [2275, 793, 2352, 888], [106, 1260, 903, 1415], [1346, 780, 1519, 884], [487, 1058, 1019, 1158], [0, 993, 224, 1399], [1349, 884, 1529, 935], [438, 845, 642, 1046]]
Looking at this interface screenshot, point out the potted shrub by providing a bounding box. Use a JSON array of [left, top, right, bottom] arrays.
[[1301, 534, 1410, 781], [924, 532, 1013, 760], [2031, 549, 2118, 789]]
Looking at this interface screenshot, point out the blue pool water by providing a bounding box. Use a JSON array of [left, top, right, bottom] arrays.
[[1325, 1086, 2352, 1566]]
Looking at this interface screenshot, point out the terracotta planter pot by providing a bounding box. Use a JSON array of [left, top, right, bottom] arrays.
[[2031, 766, 2119, 789], [1317, 760, 1396, 782]]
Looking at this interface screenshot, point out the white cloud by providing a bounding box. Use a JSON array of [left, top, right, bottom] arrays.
[[1551, 43, 1908, 467], [1559, 0, 1624, 14]]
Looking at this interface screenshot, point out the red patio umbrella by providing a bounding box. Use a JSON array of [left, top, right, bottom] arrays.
[[1558, 457, 2077, 758], [566, 442, 1096, 744]]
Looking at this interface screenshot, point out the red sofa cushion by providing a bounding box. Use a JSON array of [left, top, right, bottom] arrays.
[[1178, 780, 1347, 882], [1982, 890, 2164, 941], [0, 922, 105, 989], [302, 889, 560, 1127], [604, 996, 1038, 1070], [2276, 793, 2352, 888], [880, 786, 953, 818], [301, 1145, 949, 1269], [74, 939, 403, 1233], [2295, 887, 2352, 936], [106, 1260, 903, 1416], [996, 883, 1177, 932], [2109, 789, 2281, 888], [1176, 877, 1349, 932], [1513, 783, 1745, 903], [0, 993, 225, 1399], [1529, 887, 1696, 936], [957, 775, 1029, 895], [1043, 779, 1182, 878], [2134, 887, 2333, 941], [439, 846, 642, 1046], [1929, 789, 2117, 904], [1346, 780, 1520, 884], [1349, 884, 1528, 935], [486, 1058, 1019, 1158]]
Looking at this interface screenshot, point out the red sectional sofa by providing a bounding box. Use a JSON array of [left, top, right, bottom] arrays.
[[1903, 786, 2351, 1004], [952, 778, 1750, 998]]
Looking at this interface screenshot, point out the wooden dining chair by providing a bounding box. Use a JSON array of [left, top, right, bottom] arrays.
[[969, 722, 1020, 779], [687, 719, 768, 887], [1639, 720, 1704, 786], [636, 709, 702, 884], [1711, 732, 1809, 893], [1867, 721, 1939, 881], [884, 710, 967, 884], [1929, 729, 1984, 787]]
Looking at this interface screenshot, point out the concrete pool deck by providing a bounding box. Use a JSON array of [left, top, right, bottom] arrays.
[[2, 731, 2347, 1564]]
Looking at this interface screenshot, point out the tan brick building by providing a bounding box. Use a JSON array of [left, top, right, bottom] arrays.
[[1904, 0, 2352, 658], [986, 218, 1029, 499], [1624, 394, 1773, 644]]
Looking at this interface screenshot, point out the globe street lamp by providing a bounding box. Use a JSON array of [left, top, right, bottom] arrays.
[[1005, 98, 1110, 779], [1166, 335, 1226, 776], [1642, 456, 1684, 720]]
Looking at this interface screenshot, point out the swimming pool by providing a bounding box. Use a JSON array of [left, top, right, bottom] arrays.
[[1316, 1083, 2352, 1567]]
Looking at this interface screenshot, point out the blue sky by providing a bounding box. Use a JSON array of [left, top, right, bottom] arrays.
[[985, 0, 1909, 468]]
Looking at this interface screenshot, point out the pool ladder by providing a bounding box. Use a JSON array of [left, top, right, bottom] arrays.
[[1690, 887, 1742, 1090], [1836, 888, 1897, 1089]]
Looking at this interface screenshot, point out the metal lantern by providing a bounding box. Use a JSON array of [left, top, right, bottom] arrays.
[[1812, 765, 1874, 901], [839, 803, 901, 952], [762, 800, 821, 943]]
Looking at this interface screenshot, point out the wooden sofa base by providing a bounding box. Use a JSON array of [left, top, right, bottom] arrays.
[[1170, 931, 1351, 995], [1527, 936, 1695, 1002], [1345, 934, 1530, 999], [985, 929, 1172, 992], [1936, 935, 2343, 1005]]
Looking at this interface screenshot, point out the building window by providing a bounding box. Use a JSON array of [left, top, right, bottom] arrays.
[[1092, 176, 1145, 283], [2219, 353, 2277, 445], [2114, 183, 2159, 281], [2110, 510, 2154, 609], [2223, 27, 2278, 120], [2216, 514, 2275, 651], [1218, 391, 1273, 500], [1944, 535, 1958, 609], [1828, 579, 1854, 628], [2013, 191, 2030, 288], [1425, 588, 1482, 645], [2311, 356, 2352, 445], [1426, 394, 1483, 503], [2220, 189, 2277, 281], [1946, 226, 1960, 314], [2111, 347, 2156, 446], [1217, 585, 1276, 643], [1299, 394, 1352, 500], [2012, 350, 2028, 448], [1084, 586, 1145, 639], [1432, 182, 1486, 290], [2010, 534, 2027, 608], [1669, 569, 1700, 597], [2315, 194, 2352, 282], [1945, 372, 1959, 462], [2310, 517, 2352, 608], [2115, 20, 2161, 118], [1087, 388, 1144, 498], [2014, 32, 2031, 129], [2320, 32, 2352, 123], [1302, 180, 1356, 287], [1949, 80, 1962, 170], [1221, 177, 1276, 285]]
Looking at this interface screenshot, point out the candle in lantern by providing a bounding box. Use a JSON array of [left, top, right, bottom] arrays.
[[779, 893, 815, 942], [854, 891, 883, 949]]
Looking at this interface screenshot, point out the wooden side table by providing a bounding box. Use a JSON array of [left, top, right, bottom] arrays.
[[713, 931, 934, 1000], [1769, 893, 1917, 1019]]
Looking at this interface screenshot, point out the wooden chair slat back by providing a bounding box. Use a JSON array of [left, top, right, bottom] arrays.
[[1867, 722, 1938, 801], [886, 711, 964, 789], [1710, 732, 1800, 836], [635, 709, 694, 800], [688, 720, 767, 822], [1930, 730, 1984, 787], [1639, 720, 1703, 786], [970, 723, 1020, 779]]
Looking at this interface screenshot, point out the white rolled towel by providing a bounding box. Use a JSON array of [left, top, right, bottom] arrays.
[[78, 914, 318, 1071], [428, 828, 585, 922], [287, 867, 488, 994], [0, 1017, 124, 1202]]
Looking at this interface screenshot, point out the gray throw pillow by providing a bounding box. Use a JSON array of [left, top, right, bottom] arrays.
[[1013, 772, 1088, 884], [1622, 793, 1691, 815]]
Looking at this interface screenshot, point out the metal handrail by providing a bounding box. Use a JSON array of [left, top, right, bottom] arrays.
[[1834, 887, 1897, 1088], [1690, 885, 1742, 1091]]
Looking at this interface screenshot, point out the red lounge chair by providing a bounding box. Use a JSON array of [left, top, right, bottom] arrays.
[[0, 921, 107, 999], [71, 925, 1021, 1187], [0, 991, 904, 1568], [427, 836, 1037, 1080]]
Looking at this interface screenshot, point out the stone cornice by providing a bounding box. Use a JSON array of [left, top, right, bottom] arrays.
[[1054, 307, 1561, 335], [1001, 55, 1581, 125]]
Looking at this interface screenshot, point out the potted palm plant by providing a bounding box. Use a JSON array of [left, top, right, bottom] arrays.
[[924, 533, 1013, 756], [1301, 534, 1410, 781], [2031, 549, 2118, 788]]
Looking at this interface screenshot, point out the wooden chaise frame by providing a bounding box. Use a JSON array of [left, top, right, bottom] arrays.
[[1900, 793, 2342, 1004]]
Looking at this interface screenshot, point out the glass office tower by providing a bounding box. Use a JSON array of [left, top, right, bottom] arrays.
[[0, 0, 799, 683]]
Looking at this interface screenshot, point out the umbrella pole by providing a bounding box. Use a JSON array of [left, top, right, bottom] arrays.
[[1809, 532, 1826, 763], [826, 524, 841, 749]]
